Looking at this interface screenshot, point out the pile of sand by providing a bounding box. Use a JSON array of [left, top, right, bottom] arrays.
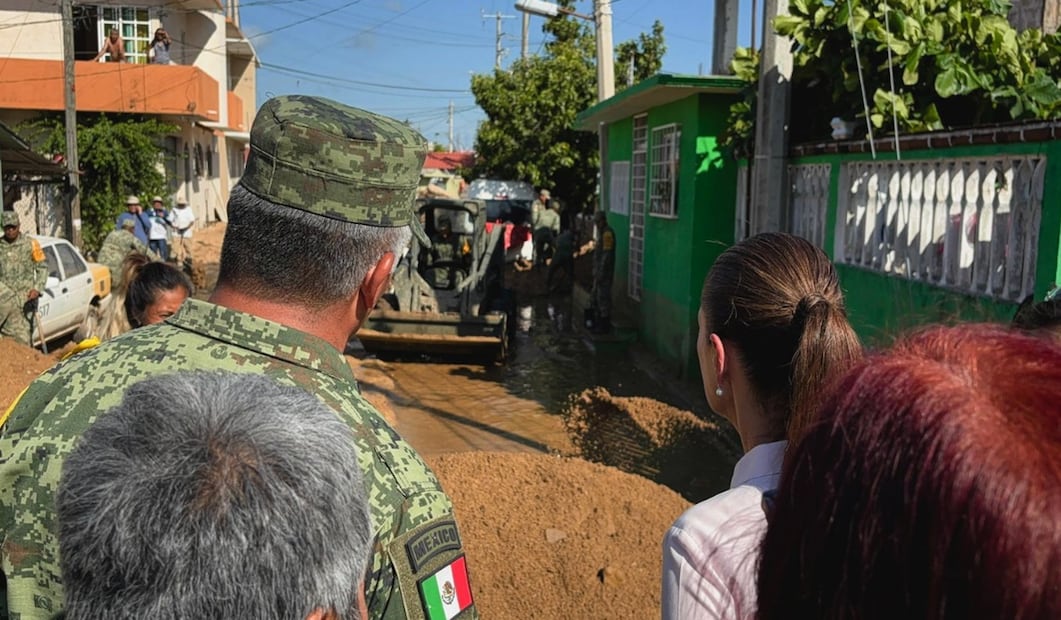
[[563, 387, 741, 502], [429, 452, 690, 619]]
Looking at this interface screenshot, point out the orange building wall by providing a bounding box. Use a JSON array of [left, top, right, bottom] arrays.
[[0, 59, 219, 121]]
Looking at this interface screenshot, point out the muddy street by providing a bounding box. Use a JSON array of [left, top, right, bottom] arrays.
[[354, 292, 736, 467]]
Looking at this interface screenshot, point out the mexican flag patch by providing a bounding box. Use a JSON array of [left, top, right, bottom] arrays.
[[418, 555, 472, 620]]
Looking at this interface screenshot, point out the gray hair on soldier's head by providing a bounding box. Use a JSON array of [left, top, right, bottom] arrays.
[[218, 184, 411, 309], [57, 371, 372, 620]]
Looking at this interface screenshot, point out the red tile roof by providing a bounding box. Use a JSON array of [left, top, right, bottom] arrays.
[[424, 151, 475, 171]]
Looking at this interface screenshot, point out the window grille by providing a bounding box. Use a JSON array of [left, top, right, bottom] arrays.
[[99, 6, 151, 64], [628, 115, 648, 301], [789, 163, 831, 248], [649, 124, 680, 218]]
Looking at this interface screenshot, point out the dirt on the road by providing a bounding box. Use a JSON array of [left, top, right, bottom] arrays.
[[429, 452, 690, 619], [564, 387, 740, 503], [0, 222, 720, 618]]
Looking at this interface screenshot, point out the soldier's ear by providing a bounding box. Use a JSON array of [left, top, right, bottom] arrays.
[[352, 251, 395, 325]]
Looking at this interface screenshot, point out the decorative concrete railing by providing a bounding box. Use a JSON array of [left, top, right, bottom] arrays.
[[827, 157, 1045, 302]]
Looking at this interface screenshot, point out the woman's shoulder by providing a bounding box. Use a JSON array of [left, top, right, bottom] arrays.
[[668, 486, 767, 545]]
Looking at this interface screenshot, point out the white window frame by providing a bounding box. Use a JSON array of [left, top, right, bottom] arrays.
[[649, 123, 680, 219], [98, 6, 153, 65]]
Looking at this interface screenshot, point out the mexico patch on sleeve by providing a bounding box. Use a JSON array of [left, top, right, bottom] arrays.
[[386, 511, 476, 620], [418, 555, 473, 620]]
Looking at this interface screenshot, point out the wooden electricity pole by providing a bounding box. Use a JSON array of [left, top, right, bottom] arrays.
[[61, 0, 82, 248]]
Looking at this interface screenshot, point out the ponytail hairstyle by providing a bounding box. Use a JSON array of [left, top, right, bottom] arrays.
[[701, 232, 862, 445]]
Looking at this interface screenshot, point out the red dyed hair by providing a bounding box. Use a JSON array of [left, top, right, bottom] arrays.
[[757, 323, 1061, 620]]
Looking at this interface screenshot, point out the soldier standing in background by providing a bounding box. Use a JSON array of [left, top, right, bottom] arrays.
[[0, 95, 476, 620], [0, 211, 47, 346], [98, 219, 156, 288], [592, 210, 616, 334]]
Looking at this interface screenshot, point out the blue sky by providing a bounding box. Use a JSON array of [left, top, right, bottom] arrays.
[[240, 1, 757, 150]]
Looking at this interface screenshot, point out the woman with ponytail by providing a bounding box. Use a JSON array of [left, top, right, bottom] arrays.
[[661, 232, 862, 619]]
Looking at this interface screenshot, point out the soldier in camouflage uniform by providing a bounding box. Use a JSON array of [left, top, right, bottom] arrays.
[[97, 219, 156, 288], [0, 211, 47, 346], [0, 96, 477, 620], [591, 210, 616, 333]]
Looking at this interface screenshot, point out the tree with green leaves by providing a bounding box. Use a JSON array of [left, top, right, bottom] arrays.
[[774, 0, 1061, 141], [21, 114, 176, 251], [471, 3, 665, 214]]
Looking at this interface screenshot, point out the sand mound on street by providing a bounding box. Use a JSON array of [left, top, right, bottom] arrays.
[[429, 451, 690, 619], [564, 387, 740, 502]]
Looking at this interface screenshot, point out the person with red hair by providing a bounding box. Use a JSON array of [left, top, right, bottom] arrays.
[[757, 323, 1061, 620]]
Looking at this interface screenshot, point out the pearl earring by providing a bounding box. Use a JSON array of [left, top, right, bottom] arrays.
[[715, 387, 724, 397]]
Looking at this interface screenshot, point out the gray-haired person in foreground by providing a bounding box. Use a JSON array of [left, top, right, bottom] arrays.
[[56, 372, 373, 620]]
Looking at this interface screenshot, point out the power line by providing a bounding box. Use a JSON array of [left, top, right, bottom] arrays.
[[259, 61, 470, 93]]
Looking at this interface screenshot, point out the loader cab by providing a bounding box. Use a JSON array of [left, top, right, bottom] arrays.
[[416, 198, 484, 291]]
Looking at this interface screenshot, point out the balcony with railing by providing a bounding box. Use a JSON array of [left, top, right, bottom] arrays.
[[0, 58, 219, 121]]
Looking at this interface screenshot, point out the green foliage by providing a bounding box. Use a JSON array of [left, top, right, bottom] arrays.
[[616, 20, 667, 89], [471, 5, 666, 213], [773, 0, 1061, 140], [719, 47, 760, 159], [21, 114, 176, 250]]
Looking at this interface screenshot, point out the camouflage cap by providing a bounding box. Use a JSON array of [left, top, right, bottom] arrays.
[[1, 211, 19, 227], [240, 95, 430, 246]]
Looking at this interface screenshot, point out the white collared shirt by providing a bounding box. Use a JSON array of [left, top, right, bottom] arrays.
[[660, 440, 787, 620]]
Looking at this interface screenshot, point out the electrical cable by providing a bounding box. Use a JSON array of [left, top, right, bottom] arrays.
[[846, 0, 876, 159], [882, 1, 901, 159]]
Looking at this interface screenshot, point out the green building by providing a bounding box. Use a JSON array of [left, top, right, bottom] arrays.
[[579, 74, 1061, 381], [575, 74, 743, 380]]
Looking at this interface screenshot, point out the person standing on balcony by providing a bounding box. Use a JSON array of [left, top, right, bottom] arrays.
[[94, 28, 125, 63], [147, 28, 174, 65]]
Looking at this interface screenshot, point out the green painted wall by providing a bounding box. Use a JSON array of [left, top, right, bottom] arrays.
[[790, 138, 1061, 346], [838, 265, 1018, 348], [603, 117, 633, 307], [601, 92, 738, 379]]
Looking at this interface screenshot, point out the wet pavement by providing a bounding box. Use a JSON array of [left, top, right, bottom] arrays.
[[356, 291, 713, 458]]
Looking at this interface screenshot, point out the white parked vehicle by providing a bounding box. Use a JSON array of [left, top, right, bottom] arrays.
[[30, 236, 111, 346]]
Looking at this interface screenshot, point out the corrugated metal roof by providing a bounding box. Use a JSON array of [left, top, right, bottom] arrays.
[[0, 122, 65, 178]]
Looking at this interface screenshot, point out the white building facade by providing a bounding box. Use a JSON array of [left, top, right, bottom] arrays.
[[0, 0, 257, 238]]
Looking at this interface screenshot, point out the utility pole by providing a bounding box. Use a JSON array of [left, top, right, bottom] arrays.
[[594, 0, 615, 101], [481, 10, 515, 69], [514, 0, 612, 100], [712, 0, 739, 74], [749, 0, 793, 234], [60, 0, 81, 248], [448, 101, 454, 151], [521, 12, 530, 59]]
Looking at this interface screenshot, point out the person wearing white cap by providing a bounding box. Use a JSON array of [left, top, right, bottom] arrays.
[[148, 196, 171, 261], [116, 195, 151, 245], [169, 196, 196, 266]]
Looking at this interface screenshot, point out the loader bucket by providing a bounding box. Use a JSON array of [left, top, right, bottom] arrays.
[[357, 310, 508, 363]]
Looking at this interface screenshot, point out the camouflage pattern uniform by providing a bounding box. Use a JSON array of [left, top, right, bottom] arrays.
[[593, 213, 616, 326], [96, 223, 153, 288], [0, 96, 472, 620], [0, 212, 47, 346]]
